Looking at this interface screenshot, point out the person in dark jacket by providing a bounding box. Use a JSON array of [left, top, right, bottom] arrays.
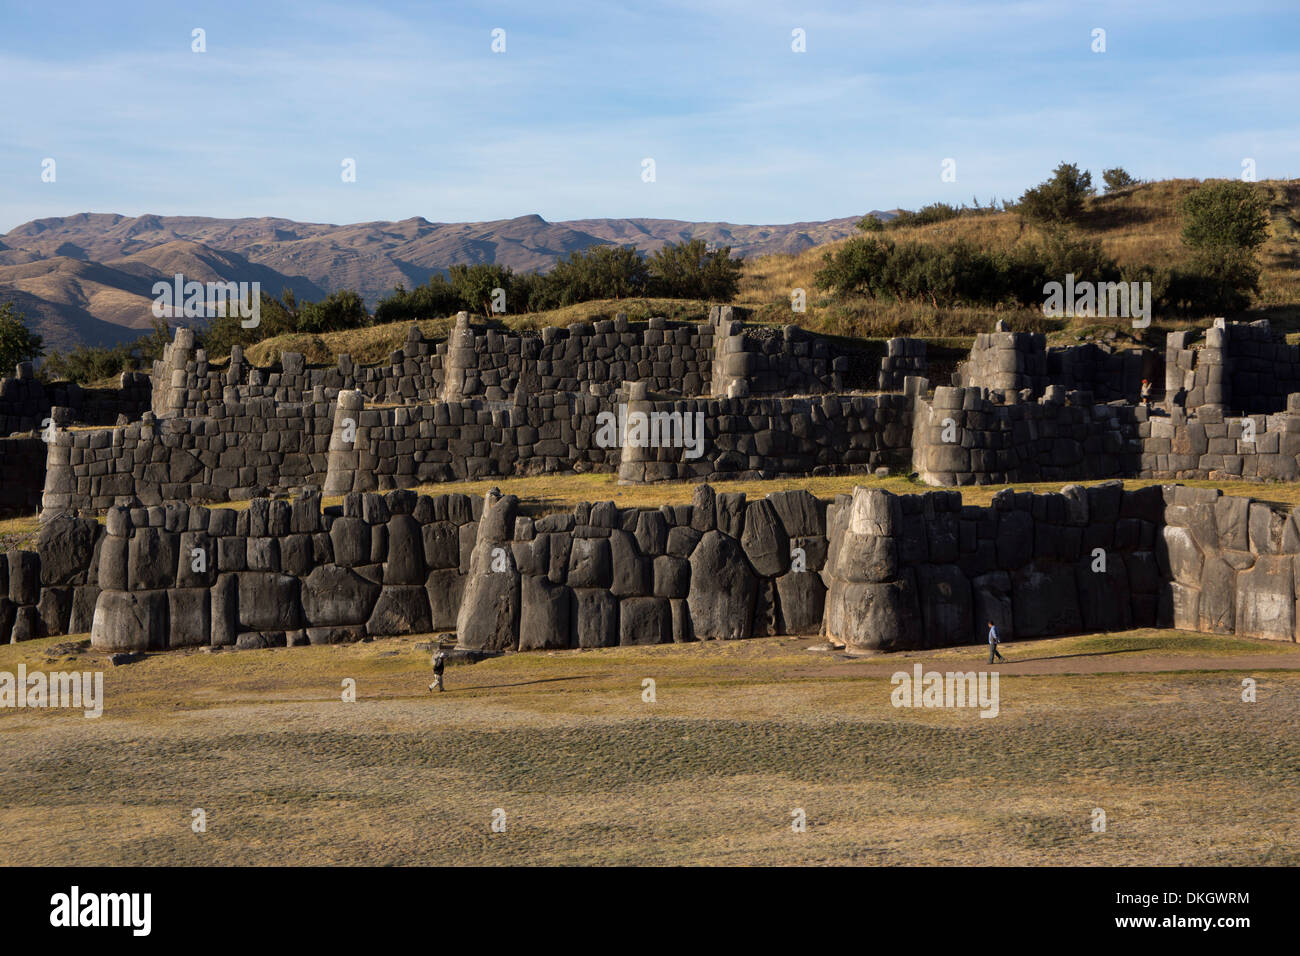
[[429, 652, 446, 692], [987, 620, 1005, 664]]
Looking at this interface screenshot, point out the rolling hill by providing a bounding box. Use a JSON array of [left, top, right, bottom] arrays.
[[1, 211, 888, 351]]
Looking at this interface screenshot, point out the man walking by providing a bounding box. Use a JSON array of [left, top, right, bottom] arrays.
[[987, 620, 1005, 664], [429, 651, 446, 692]]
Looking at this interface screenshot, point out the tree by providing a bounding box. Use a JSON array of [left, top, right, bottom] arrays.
[[297, 289, 370, 333], [1102, 167, 1139, 192], [856, 214, 885, 233], [0, 302, 44, 374], [543, 245, 650, 305], [1180, 181, 1270, 251], [1017, 162, 1095, 223], [449, 263, 514, 316], [647, 239, 743, 300]]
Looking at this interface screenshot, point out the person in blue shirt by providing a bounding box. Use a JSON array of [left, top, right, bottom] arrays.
[[987, 620, 1005, 664]]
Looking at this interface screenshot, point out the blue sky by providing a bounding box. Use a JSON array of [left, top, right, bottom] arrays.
[[1, 0, 1296, 232]]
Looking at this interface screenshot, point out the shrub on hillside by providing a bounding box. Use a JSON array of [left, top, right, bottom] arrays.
[[1102, 167, 1139, 192], [1017, 162, 1095, 224], [647, 238, 743, 300], [1181, 180, 1270, 251]]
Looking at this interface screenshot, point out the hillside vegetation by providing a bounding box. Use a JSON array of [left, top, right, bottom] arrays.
[[738, 178, 1300, 345]]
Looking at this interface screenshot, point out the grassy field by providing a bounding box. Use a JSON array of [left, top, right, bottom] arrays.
[[1, 627, 1296, 865]]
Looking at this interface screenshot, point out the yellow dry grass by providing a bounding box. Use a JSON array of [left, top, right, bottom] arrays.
[[1, 628, 1296, 865]]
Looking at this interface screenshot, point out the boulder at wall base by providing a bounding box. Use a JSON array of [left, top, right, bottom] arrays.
[[572, 588, 619, 648], [237, 573, 301, 631], [619, 596, 671, 646], [518, 576, 572, 650], [425, 568, 466, 631], [456, 542, 520, 652], [365, 585, 433, 637], [301, 565, 381, 627], [825, 572, 923, 650], [775, 569, 825, 634], [686, 530, 756, 641], [1011, 562, 1083, 639], [91, 589, 168, 652]]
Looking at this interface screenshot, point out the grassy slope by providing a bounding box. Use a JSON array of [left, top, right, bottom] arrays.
[[1, 629, 1296, 865]]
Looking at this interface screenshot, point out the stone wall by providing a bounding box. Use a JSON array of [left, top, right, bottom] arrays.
[[878, 337, 927, 390], [82, 485, 832, 653], [0, 364, 150, 435], [1166, 319, 1300, 415], [9, 483, 1300, 651], [155, 314, 717, 417], [41, 396, 335, 513], [957, 330, 1153, 403], [1138, 401, 1300, 480], [823, 483, 1164, 649], [911, 386, 1143, 486]]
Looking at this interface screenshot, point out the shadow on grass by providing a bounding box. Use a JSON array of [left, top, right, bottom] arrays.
[[993, 647, 1149, 664]]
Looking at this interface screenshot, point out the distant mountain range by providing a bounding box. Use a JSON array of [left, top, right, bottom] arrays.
[[0, 211, 896, 352]]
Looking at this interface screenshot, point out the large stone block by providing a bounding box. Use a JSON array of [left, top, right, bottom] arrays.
[[1011, 562, 1082, 638], [384, 514, 426, 585], [775, 569, 825, 634], [572, 588, 619, 648], [425, 568, 465, 630], [518, 576, 572, 650], [456, 542, 520, 651], [302, 565, 380, 627], [366, 585, 432, 636], [128, 528, 177, 590], [825, 573, 922, 650], [687, 530, 756, 640], [168, 587, 211, 648], [38, 516, 100, 586], [619, 596, 671, 645], [916, 564, 972, 648], [8, 550, 40, 604], [91, 589, 168, 652], [1235, 554, 1294, 641], [237, 572, 300, 630], [740, 498, 790, 577]]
